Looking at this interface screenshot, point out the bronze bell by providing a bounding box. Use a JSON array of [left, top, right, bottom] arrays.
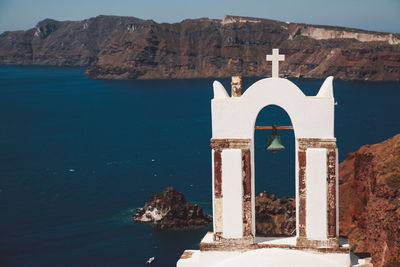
[[265, 124, 285, 157]]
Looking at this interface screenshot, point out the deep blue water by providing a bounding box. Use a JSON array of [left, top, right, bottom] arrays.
[[0, 65, 399, 266]]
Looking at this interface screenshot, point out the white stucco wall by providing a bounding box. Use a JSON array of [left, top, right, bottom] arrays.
[[250, 141, 256, 236], [306, 148, 328, 240], [177, 247, 351, 267], [221, 149, 243, 238], [211, 76, 335, 240], [212, 248, 350, 267], [211, 150, 216, 232], [211, 77, 334, 140]]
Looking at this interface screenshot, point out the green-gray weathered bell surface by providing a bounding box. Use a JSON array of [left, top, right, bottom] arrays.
[[265, 134, 285, 151], [265, 124, 285, 156]]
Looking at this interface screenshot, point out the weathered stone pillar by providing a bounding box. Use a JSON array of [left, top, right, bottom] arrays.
[[297, 149, 307, 238], [327, 147, 338, 239], [210, 138, 253, 242], [213, 148, 223, 235], [241, 148, 252, 237], [296, 138, 339, 248]]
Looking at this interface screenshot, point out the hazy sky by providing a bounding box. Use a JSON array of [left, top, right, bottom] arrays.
[[0, 0, 399, 34]]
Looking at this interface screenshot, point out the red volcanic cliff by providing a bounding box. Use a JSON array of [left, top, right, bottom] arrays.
[[1, 15, 400, 81], [339, 134, 400, 267], [255, 191, 295, 237]]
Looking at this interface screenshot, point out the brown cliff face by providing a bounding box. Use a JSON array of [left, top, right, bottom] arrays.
[[87, 15, 400, 81], [0, 16, 143, 66], [339, 134, 400, 267], [1, 15, 400, 81], [255, 191, 295, 236]]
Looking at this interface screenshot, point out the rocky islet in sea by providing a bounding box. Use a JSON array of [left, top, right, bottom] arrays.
[[133, 187, 212, 229], [255, 191, 296, 237], [135, 134, 400, 266], [134, 186, 297, 235]]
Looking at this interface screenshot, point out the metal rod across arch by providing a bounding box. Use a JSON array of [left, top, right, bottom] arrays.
[[255, 126, 293, 130]]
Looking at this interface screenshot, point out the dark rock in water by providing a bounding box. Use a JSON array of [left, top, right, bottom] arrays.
[[133, 187, 212, 229], [255, 191, 295, 236]]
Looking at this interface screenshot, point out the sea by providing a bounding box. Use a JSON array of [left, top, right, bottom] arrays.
[[0, 65, 399, 266]]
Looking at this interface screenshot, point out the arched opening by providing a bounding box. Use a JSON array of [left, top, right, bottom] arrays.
[[253, 105, 296, 239]]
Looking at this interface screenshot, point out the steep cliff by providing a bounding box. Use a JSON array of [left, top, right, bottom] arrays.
[[0, 15, 143, 66], [339, 134, 400, 267], [1, 15, 400, 81]]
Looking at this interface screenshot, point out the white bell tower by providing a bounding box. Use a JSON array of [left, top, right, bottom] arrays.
[[177, 49, 352, 267]]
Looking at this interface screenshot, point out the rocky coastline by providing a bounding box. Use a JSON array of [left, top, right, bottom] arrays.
[[339, 134, 400, 267], [1, 15, 400, 81], [254, 135, 400, 266], [134, 186, 296, 235], [255, 191, 296, 236], [134, 135, 400, 265], [133, 187, 212, 229]]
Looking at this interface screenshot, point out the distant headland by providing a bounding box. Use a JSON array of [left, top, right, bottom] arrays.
[[1, 15, 399, 81]]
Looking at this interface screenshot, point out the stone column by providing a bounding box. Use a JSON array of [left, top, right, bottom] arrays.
[[241, 148, 252, 237], [210, 138, 253, 242], [296, 138, 339, 248], [212, 147, 223, 235], [297, 149, 307, 238], [327, 148, 338, 239]]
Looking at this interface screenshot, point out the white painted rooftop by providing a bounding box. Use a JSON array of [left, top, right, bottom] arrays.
[[254, 236, 297, 245], [178, 248, 351, 267]]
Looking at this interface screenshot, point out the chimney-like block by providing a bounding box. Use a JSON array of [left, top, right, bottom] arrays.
[[231, 76, 242, 97]]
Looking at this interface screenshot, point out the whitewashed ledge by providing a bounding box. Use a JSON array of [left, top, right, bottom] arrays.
[[178, 247, 351, 267], [177, 233, 360, 267]]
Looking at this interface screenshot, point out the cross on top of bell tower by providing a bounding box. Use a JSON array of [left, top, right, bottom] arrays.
[[266, 48, 285, 78]]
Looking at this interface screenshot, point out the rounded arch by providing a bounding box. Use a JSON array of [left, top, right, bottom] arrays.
[[243, 78, 306, 140], [253, 104, 296, 236], [252, 103, 295, 140], [254, 105, 296, 197], [211, 77, 334, 139]]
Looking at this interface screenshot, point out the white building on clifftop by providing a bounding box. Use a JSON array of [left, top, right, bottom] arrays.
[[177, 49, 366, 267]]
